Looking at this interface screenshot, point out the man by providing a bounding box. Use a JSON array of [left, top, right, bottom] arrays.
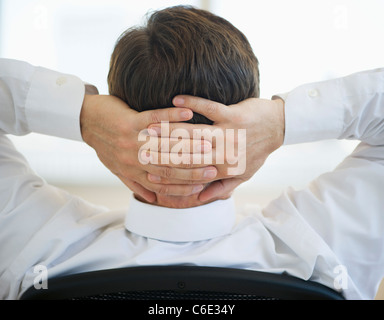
[[107, 6, 384, 299], [0, 6, 383, 300]]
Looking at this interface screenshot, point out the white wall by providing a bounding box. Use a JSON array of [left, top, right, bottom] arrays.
[[2, 0, 383, 205]]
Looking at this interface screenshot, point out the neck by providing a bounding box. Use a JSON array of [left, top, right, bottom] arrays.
[[134, 193, 215, 209]]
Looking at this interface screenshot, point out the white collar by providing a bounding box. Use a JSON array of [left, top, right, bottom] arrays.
[[125, 195, 236, 242]]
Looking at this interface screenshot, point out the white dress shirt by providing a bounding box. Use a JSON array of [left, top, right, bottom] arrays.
[[0, 59, 383, 300]]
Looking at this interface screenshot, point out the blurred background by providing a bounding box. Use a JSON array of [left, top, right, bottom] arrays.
[[1, 0, 383, 298]]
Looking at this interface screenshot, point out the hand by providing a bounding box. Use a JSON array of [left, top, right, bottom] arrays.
[[80, 94, 215, 203], [147, 95, 285, 202]]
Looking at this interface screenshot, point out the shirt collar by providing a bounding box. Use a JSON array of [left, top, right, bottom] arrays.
[[125, 195, 236, 242]]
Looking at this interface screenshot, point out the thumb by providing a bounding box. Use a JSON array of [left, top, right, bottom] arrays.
[[199, 178, 242, 202], [119, 176, 157, 203]]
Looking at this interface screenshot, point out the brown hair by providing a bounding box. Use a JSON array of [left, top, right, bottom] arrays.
[[108, 5, 259, 124]]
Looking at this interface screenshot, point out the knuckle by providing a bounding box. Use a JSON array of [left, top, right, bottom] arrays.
[[180, 155, 194, 168], [187, 186, 199, 196], [150, 110, 162, 124], [167, 109, 174, 122], [162, 166, 173, 179], [116, 119, 130, 135], [119, 167, 131, 179], [179, 176, 195, 185], [206, 102, 218, 116], [157, 185, 169, 195], [188, 179, 197, 185]]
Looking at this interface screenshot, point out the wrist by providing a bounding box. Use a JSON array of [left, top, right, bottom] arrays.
[[80, 94, 97, 145], [272, 97, 286, 149]]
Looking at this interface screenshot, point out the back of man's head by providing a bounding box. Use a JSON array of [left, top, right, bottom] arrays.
[[108, 5, 259, 124]]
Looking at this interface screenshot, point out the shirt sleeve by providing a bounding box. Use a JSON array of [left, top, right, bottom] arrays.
[[269, 68, 384, 299], [0, 58, 96, 141], [276, 68, 384, 145]]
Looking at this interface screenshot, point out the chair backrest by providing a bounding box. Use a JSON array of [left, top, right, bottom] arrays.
[[20, 266, 344, 300]]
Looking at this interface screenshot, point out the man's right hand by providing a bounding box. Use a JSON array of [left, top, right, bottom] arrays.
[[80, 94, 216, 203]]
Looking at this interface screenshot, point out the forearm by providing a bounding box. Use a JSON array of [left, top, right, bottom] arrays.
[[272, 69, 384, 298], [0, 58, 91, 140], [278, 68, 384, 145]]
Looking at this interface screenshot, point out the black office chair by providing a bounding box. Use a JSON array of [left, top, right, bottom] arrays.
[[20, 266, 344, 300]]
